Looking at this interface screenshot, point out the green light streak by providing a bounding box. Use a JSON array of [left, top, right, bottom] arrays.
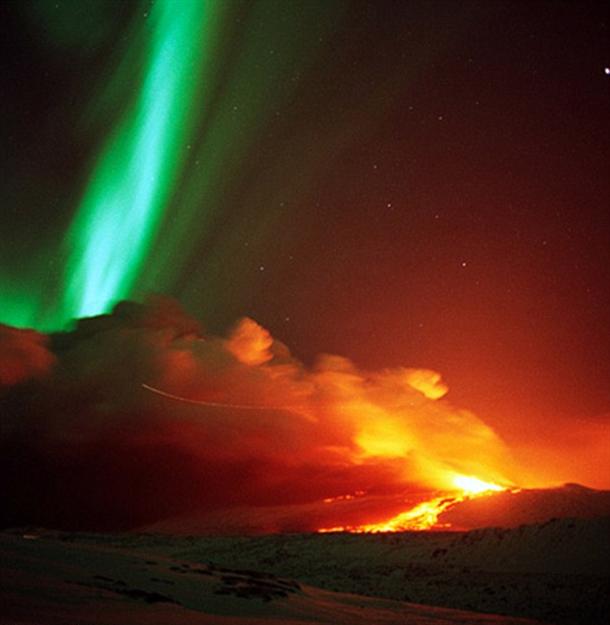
[[61, 0, 222, 321], [141, 1, 345, 313], [0, 1, 346, 331]]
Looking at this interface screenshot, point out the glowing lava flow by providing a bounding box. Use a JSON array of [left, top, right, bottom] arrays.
[[318, 475, 508, 533]]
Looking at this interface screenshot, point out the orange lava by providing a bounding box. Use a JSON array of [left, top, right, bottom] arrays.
[[318, 475, 511, 533]]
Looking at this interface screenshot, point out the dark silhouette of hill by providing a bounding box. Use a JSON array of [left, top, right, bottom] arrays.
[[440, 483, 610, 529]]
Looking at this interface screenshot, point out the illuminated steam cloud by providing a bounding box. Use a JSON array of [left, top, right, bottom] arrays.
[[1, 298, 514, 531]]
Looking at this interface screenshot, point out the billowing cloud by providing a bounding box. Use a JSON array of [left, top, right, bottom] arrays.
[[1, 297, 514, 532], [0, 324, 55, 387]]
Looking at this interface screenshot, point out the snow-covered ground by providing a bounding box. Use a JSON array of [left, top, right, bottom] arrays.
[[2, 517, 608, 625], [1, 532, 542, 625]]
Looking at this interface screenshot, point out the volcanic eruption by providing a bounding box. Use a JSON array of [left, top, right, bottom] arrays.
[[2, 0, 609, 622], [2, 297, 607, 535]]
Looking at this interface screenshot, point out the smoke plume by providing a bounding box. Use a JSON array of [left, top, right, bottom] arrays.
[[1, 297, 513, 531]]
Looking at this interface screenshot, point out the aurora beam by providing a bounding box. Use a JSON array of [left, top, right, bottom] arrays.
[[61, 0, 222, 321]]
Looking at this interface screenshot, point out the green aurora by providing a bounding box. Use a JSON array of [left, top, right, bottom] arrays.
[[1, 0, 343, 331], [61, 0, 223, 323]]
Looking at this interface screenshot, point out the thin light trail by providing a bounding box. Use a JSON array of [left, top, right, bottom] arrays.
[[141, 382, 301, 412]]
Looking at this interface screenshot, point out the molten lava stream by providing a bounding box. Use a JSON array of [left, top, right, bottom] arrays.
[[318, 475, 508, 533]]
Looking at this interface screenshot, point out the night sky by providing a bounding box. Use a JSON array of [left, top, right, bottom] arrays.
[[1, 0, 609, 496]]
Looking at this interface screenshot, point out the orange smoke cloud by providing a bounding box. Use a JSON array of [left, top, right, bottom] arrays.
[[0, 324, 55, 387], [1, 298, 604, 532], [226, 317, 274, 366]]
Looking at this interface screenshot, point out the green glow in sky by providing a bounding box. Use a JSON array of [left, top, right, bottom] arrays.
[[61, 0, 221, 321], [0, 1, 342, 331]]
